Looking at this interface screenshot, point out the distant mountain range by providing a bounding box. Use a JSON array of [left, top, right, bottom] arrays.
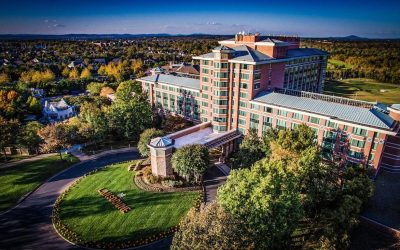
[[0, 33, 232, 40], [0, 33, 397, 41]]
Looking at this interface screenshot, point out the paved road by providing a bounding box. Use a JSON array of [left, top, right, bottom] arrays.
[[0, 150, 141, 250], [203, 163, 230, 203]]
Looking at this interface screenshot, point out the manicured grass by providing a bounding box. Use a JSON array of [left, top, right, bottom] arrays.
[[58, 162, 198, 243], [0, 154, 32, 165], [328, 59, 353, 69], [0, 154, 79, 212], [324, 78, 400, 104]]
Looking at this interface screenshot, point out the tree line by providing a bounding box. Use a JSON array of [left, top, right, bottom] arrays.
[[302, 39, 400, 84]]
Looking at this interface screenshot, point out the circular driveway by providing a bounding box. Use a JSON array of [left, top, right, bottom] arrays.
[[0, 150, 143, 250]]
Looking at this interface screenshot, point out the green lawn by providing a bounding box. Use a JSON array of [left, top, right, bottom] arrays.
[[328, 59, 353, 69], [0, 154, 79, 212], [324, 78, 400, 104], [58, 162, 198, 243]]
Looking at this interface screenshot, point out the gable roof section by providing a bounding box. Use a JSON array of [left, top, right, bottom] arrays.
[[232, 45, 274, 62], [287, 48, 327, 58], [139, 74, 200, 91], [252, 91, 394, 130]]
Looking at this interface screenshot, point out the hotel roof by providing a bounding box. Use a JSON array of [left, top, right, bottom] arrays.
[[195, 45, 326, 62], [252, 91, 395, 130], [138, 74, 200, 91], [287, 48, 328, 58]]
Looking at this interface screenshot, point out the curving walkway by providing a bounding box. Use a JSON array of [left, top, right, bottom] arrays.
[[0, 148, 148, 250]]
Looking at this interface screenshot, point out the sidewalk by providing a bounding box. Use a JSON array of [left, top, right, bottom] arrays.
[[0, 153, 57, 169]]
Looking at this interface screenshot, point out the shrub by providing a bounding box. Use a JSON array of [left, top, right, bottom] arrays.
[[162, 179, 184, 188]]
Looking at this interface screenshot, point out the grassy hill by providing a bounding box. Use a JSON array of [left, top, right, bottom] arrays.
[[324, 78, 400, 105]]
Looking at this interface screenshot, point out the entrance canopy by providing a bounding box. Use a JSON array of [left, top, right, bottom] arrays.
[[165, 122, 241, 149]]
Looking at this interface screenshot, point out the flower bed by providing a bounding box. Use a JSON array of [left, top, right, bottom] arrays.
[[52, 161, 203, 249], [134, 171, 202, 193]]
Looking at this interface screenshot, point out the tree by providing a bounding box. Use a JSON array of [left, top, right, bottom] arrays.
[[172, 202, 253, 250], [106, 95, 152, 139], [161, 114, 192, 133], [61, 67, 70, 78], [0, 117, 20, 161], [99, 86, 115, 97], [86, 82, 106, 95], [115, 80, 142, 101], [171, 144, 210, 183], [297, 147, 339, 217], [80, 68, 92, 79], [138, 128, 164, 157], [17, 121, 43, 154], [232, 129, 264, 168], [79, 102, 109, 145], [37, 123, 71, 160], [0, 72, 11, 84], [69, 68, 80, 80], [26, 96, 42, 114], [218, 159, 303, 249]]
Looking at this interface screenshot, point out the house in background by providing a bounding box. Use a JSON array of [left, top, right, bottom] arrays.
[[43, 98, 76, 121]]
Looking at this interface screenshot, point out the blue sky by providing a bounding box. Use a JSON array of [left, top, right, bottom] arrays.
[[0, 0, 399, 38]]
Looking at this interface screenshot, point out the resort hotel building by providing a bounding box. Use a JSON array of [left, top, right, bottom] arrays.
[[138, 32, 400, 175]]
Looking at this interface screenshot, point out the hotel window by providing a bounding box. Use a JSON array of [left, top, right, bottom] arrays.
[[327, 121, 338, 129], [214, 62, 228, 69], [292, 113, 303, 120], [276, 119, 287, 130], [169, 86, 175, 91], [262, 117, 273, 131], [240, 73, 250, 80], [240, 92, 248, 98], [255, 65, 262, 70], [213, 117, 227, 122], [239, 110, 247, 117], [214, 72, 229, 78], [201, 101, 208, 107], [264, 107, 273, 113], [201, 117, 208, 122], [239, 101, 247, 108], [214, 90, 228, 96], [202, 76, 209, 82], [214, 81, 228, 87], [350, 138, 365, 148], [251, 103, 259, 110], [202, 68, 209, 74], [239, 83, 248, 89], [202, 85, 209, 91], [162, 85, 168, 90], [203, 60, 209, 65], [352, 127, 367, 136], [254, 72, 261, 80], [213, 108, 227, 114], [238, 119, 246, 126], [343, 125, 348, 131], [213, 99, 228, 105], [347, 150, 363, 159], [254, 83, 260, 89], [240, 64, 250, 70], [291, 123, 299, 130], [308, 116, 320, 124], [202, 93, 209, 99], [277, 110, 288, 117], [201, 109, 208, 115], [250, 113, 259, 130]]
